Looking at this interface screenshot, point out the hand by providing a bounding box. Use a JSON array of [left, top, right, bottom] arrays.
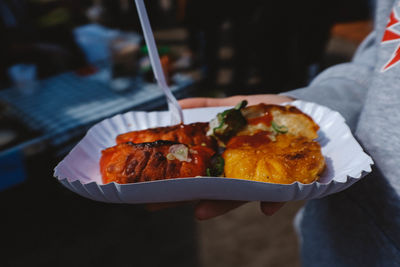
[[146, 200, 285, 220], [194, 200, 285, 220], [179, 94, 294, 109]]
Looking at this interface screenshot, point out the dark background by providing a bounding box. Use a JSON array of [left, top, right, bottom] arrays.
[[0, 0, 373, 266]]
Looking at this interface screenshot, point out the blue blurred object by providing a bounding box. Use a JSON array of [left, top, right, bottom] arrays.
[[0, 148, 26, 191], [73, 23, 141, 64], [7, 64, 38, 95], [73, 24, 119, 64]]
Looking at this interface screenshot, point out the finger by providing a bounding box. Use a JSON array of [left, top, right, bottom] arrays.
[[178, 97, 223, 109], [260, 202, 285, 216], [178, 95, 294, 109], [179, 96, 250, 109], [145, 201, 191, 211], [194, 200, 247, 220]]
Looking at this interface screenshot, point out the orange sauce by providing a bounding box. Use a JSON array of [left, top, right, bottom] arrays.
[[247, 113, 273, 126], [227, 131, 272, 149]]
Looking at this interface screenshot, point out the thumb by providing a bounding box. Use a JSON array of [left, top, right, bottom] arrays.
[[260, 202, 285, 216]]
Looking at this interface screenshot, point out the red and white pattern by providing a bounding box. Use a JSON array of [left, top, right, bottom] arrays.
[[381, 9, 400, 72]]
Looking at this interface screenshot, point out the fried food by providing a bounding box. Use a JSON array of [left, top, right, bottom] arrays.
[[100, 140, 215, 184], [116, 122, 215, 148], [217, 103, 325, 184], [223, 134, 325, 184], [239, 104, 319, 139]]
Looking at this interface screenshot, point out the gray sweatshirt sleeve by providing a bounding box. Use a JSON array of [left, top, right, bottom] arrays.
[[283, 33, 377, 130]]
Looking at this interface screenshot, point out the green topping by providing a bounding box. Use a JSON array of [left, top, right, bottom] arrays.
[[209, 100, 248, 144], [234, 100, 248, 110], [271, 121, 288, 134], [206, 155, 225, 177], [166, 153, 175, 160]]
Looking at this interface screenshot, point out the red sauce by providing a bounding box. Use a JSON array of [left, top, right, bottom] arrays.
[[247, 113, 273, 126], [227, 131, 272, 149]]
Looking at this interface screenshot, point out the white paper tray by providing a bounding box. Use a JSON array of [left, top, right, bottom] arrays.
[[54, 100, 373, 203]]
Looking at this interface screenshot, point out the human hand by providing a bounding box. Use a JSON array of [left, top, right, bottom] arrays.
[[146, 200, 285, 220], [179, 94, 294, 109]]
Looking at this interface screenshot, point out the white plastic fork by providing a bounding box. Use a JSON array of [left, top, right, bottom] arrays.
[[134, 0, 184, 125]]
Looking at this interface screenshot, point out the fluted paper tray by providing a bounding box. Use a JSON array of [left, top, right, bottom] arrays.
[[54, 100, 374, 203]]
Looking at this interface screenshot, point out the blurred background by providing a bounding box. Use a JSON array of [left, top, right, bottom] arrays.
[[0, 0, 373, 266]]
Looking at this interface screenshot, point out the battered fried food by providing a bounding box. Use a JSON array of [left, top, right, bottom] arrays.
[[100, 140, 215, 184], [223, 134, 325, 184], [116, 122, 215, 148], [239, 104, 319, 140], [217, 103, 325, 184]]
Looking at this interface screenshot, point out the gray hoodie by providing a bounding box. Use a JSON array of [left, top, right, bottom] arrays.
[[285, 0, 400, 265]]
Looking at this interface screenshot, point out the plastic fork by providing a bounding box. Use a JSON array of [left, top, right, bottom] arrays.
[[134, 0, 184, 125]]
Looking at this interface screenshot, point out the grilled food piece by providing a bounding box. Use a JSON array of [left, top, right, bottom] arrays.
[[100, 140, 215, 184], [223, 134, 325, 184], [116, 122, 216, 149]]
